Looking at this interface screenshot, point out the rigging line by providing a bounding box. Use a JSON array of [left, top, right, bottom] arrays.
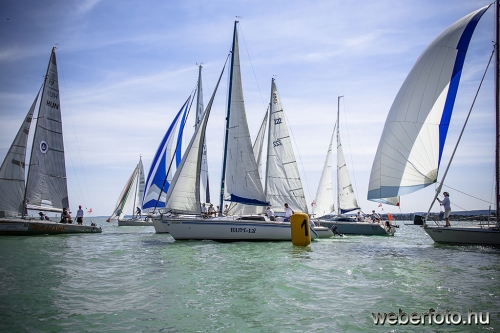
[[237, 23, 266, 108], [426, 46, 495, 222], [58, 53, 89, 210], [441, 184, 494, 205]]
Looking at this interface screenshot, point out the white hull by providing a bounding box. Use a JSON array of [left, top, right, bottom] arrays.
[[0, 218, 102, 235], [118, 217, 153, 226], [313, 226, 333, 238], [423, 225, 500, 246], [153, 216, 169, 233], [164, 216, 318, 241], [317, 220, 396, 236]]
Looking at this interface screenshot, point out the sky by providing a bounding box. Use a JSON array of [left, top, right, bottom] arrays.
[[0, 0, 496, 217]]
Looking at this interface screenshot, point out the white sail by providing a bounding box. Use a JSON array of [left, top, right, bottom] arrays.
[[223, 24, 267, 206], [368, 6, 489, 201], [196, 65, 210, 204], [228, 108, 269, 216], [165, 60, 227, 214], [25, 48, 69, 213], [134, 157, 145, 212], [313, 130, 335, 217], [265, 78, 307, 213], [337, 121, 359, 213], [0, 90, 40, 217], [108, 164, 139, 220]]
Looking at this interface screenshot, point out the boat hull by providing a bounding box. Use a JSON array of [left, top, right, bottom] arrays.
[[423, 225, 500, 246], [313, 226, 333, 238], [118, 218, 153, 226], [152, 217, 169, 233], [317, 220, 396, 236], [0, 218, 102, 235], [165, 216, 318, 241]]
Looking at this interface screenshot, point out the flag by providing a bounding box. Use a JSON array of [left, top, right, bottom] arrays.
[[87, 208, 93, 214], [311, 200, 316, 207]]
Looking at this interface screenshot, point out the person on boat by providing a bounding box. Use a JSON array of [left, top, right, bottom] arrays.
[[201, 203, 208, 218], [136, 207, 142, 218], [371, 210, 381, 223], [265, 206, 275, 221], [76, 205, 84, 225], [284, 203, 294, 222], [223, 204, 229, 216], [356, 211, 363, 222], [437, 192, 451, 227], [208, 204, 216, 217], [38, 212, 49, 221]]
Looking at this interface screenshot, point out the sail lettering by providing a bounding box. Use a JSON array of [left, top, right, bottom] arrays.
[[274, 118, 282, 125], [47, 91, 59, 99], [46, 100, 59, 110], [273, 139, 282, 147]]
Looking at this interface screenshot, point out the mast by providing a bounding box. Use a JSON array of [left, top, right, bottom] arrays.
[[496, 0, 500, 221], [219, 20, 238, 214], [264, 78, 274, 198], [336, 95, 343, 215]]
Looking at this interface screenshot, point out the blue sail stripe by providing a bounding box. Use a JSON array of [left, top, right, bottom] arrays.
[[142, 98, 189, 209], [176, 98, 190, 167], [438, 7, 487, 166], [228, 194, 270, 206]]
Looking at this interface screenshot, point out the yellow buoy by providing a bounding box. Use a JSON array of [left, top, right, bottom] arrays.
[[290, 212, 311, 246]]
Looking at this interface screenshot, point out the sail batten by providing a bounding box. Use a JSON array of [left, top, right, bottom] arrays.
[[368, 6, 489, 201]]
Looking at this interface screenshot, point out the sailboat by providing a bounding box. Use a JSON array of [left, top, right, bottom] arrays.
[[315, 96, 396, 235], [0, 48, 101, 235], [107, 157, 152, 226], [368, 3, 500, 245], [151, 67, 206, 233], [162, 21, 319, 241]]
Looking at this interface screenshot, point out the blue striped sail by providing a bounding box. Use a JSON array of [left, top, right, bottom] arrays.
[[368, 5, 489, 201], [142, 97, 191, 210]]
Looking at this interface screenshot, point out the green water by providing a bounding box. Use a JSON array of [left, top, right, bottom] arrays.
[[0, 218, 499, 332]]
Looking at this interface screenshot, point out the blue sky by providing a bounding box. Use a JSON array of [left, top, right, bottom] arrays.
[[0, 0, 495, 216]]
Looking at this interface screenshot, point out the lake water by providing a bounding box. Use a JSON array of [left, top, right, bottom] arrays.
[[1, 217, 499, 332]]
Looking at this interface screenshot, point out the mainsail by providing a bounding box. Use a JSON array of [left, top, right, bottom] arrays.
[[220, 22, 268, 207], [195, 65, 210, 204], [108, 163, 139, 221], [25, 48, 69, 213], [0, 89, 40, 217], [142, 96, 191, 210], [313, 129, 335, 217], [367, 6, 488, 200], [265, 78, 307, 213], [336, 108, 359, 214]]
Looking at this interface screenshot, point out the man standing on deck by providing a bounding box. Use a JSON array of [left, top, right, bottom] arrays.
[[76, 205, 84, 225], [437, 192, 451, 227], [284, 203, 294, 222]]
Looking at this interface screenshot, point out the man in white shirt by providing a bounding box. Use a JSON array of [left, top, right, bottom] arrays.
[[284, 203, 294, 222], [201, 203, 208, 217], [371, 210, 381, 222], [437, 191, 451, 227], [76, 205, 84, 225], [265, 206, 275, 221]]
